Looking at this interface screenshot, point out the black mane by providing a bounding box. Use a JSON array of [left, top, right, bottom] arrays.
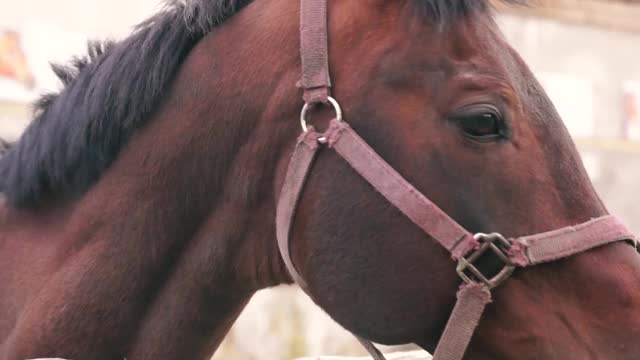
[[0, 0, 523, 208], [0, 0, 249, 207]]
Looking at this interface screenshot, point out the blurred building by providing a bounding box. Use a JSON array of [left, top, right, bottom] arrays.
[[0, 1, 639, 359], [0, 0, 160, 140], [496, 1, 640, 237]]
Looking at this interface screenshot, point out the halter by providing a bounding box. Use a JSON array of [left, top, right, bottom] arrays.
[[276, 1, 638, 359]]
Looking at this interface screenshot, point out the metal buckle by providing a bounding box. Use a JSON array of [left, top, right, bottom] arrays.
[[456, 233, 515, 289]]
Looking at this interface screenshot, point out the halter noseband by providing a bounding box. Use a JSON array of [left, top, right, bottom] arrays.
[[276, 1, 638, 359]]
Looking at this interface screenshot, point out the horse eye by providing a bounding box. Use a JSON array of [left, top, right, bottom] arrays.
[[458, 112, 503, 140]]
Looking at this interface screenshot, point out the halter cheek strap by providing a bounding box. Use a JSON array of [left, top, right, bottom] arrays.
[[279, 1, 638, 359]]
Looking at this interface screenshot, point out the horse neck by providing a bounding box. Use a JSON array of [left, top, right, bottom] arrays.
[[117, 10, 304, 356], [2, 5, 302, 358]]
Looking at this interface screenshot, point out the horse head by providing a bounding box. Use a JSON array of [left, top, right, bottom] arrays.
[[279, 1, 640, 358]]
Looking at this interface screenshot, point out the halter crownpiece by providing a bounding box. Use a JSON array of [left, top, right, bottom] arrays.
[[277, 1, 638, 359], [298, 0, 332, 104]]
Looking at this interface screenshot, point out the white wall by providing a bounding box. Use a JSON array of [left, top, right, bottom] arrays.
[[0, 0, 160, 38], [0, 0, 163, 139], [498, 13, 640, 139], [498, 13, 640, 234], [0, 0, 160, 95]]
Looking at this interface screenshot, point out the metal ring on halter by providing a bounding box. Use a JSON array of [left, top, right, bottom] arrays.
[[300, 96, 343, 132]]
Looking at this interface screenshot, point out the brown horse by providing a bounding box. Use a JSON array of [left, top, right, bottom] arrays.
[[1, 1, 639, 359]]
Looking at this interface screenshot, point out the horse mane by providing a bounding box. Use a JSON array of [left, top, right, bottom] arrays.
[[0, 0, 250, 208], [0, 0, 524, 209]]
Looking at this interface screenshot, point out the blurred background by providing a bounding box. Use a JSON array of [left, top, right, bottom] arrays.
[[1, 0, 639, 359]]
